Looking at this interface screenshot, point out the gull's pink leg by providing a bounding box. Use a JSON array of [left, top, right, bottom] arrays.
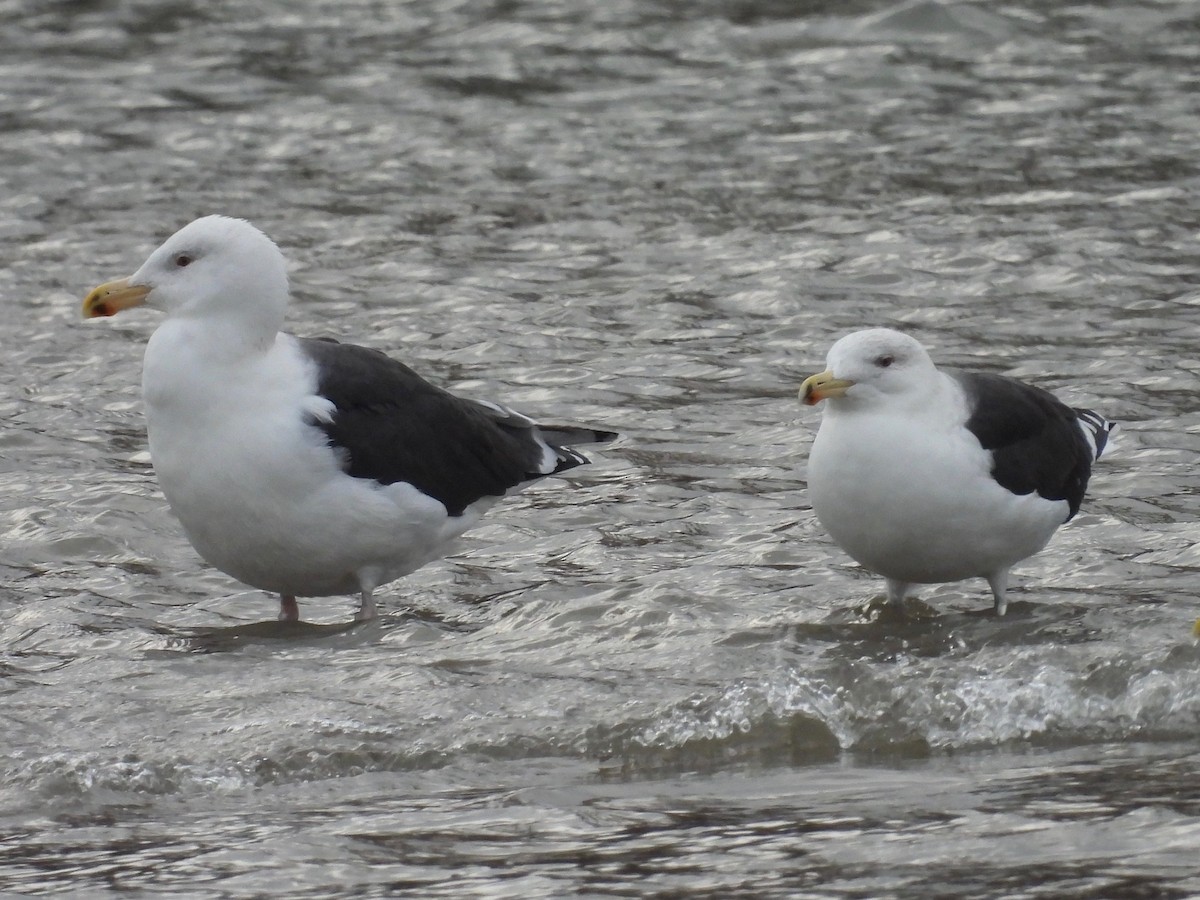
[[279, 595, 300, 622]]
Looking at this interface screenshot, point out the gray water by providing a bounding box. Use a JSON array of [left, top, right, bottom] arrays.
[[2, 0, 1200, 896]]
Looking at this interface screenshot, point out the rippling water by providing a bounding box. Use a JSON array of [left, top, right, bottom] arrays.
[[3, 0, 1199, 895]]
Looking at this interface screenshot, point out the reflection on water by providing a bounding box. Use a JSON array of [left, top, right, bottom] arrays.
[[2, 0, 1199, 896]]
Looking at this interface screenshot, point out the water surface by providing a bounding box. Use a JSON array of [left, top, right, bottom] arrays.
[[2, 0, 1199, 896]]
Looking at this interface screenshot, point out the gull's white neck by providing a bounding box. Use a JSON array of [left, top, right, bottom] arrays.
[[142, 314, 281, 422]]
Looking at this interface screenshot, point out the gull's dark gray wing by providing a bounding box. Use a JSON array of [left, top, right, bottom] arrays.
[[299, 337, 614, 516], [951, 371, 1111, 520]]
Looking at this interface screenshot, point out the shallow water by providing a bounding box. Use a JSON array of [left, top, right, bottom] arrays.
[[2, 0, 1199, 896]]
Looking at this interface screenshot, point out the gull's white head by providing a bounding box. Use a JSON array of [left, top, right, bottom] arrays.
[[83, 216, 289, 338], [800, 328, 938, 409]]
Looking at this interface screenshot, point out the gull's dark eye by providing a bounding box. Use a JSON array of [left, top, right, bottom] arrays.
[[875, 354, 895, 368], [174, 253, 194, 268]]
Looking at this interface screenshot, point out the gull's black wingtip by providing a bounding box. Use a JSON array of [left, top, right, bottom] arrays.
[[540, 425, 619, 448]]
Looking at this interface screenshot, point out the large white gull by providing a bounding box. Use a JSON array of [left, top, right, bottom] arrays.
[[83, 215, 615, 623], [799, 328, 1112, 616]]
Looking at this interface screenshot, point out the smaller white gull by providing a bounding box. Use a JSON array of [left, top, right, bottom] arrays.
[[83, 215, 615, 623], [799, 328, 1112, 616]]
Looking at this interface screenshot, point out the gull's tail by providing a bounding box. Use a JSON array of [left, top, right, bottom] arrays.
[[1074, 408, 1116, 461], [538, 426, 618, 473]]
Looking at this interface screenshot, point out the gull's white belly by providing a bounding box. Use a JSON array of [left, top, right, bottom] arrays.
[[808, 412, 1068, 584]]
